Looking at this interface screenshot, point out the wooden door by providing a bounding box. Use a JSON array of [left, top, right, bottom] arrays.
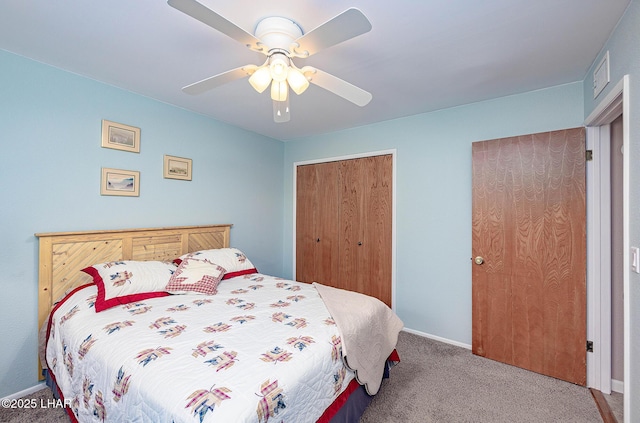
[[339, 155, 393, 307], [471, 128, 586, 385], [296, 162, 340, 286]]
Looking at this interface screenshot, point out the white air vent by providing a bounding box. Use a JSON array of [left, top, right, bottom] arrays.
[[593, 51, 610, 99]]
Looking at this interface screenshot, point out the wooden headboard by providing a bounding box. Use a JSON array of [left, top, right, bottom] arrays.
[[35, 224, 231, 378]]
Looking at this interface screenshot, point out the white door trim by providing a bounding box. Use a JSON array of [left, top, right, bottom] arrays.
[[584, 75, 630, 420], [585, 124, 612, 393], [292, 149, 398, 311]]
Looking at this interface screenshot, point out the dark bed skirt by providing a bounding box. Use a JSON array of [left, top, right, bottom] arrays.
[[323, 351, 399, 423], [323, 378, 374, 423]]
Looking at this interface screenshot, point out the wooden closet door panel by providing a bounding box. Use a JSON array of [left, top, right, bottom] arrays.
[[315, 162, 340, 286], [296, 162, 339, 285], [362, 155, 393, 307], [339, 158, 365, 293], [296, 164, 317, 283], [339, 155, 392, 306]]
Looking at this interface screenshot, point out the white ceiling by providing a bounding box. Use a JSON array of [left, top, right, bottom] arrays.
[[0, 0, 630, 141]]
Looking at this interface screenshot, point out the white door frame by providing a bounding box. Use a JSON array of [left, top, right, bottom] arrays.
[[584, 75, 630, 419], [292, 149, 398, 311]]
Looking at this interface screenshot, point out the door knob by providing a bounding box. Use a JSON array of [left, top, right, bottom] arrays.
[[474, 256, 484, 265]]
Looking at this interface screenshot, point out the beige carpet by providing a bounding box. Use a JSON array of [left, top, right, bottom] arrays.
[[361, 331, 603, 422], [0, 331, 606, 423]]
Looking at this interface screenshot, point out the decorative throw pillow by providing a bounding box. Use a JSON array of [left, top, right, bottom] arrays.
[[165, 257, 226, 295], [82, 261, 176, 312], [176, 248, 257, 279]]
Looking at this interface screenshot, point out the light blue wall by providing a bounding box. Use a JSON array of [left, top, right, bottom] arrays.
[[0, 50, 285, 398], [283, 82, 584, 345], [584, 0, 640, 419], [3, 14, 628, 403], [284, 83, 583, 344]]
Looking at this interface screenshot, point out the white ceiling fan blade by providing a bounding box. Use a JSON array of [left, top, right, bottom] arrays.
[[182, 66, 253, 95], [292, 8, 372, 58], [304, 68, 372, 107], [168, 0, 263, 52]]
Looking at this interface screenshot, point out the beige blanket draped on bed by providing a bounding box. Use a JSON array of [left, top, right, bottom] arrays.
[[313, 282, 404, 395]]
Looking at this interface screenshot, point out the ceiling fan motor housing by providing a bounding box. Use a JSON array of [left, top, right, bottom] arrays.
[[254, 16, 303, 53]]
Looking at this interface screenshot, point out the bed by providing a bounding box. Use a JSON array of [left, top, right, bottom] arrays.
[[36, 224, 403, 423]]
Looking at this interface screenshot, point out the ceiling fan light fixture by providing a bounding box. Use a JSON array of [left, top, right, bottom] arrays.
[[287, 66, 309, 95], [269, 53, 289, 82], [248, 65, 272, 93], [270, 80, 288, 101], [169, 1, 373, 123]]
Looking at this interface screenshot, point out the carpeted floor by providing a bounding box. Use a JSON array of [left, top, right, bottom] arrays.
[[361, 331, 605, 422], [0, 331, 613, 422]]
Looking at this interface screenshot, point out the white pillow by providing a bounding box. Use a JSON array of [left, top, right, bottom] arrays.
[[82, 261, 176, 312], [177, 248, 257, 279]]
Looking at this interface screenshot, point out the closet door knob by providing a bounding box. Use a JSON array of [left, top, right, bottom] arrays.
[[316, 238, 320, 243], [358, 241, 362, 246]]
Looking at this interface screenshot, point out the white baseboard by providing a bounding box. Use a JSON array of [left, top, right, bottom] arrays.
[[611, 379, 624, 394], [402, 327, 472, 350], [1, 383, 46, 401]]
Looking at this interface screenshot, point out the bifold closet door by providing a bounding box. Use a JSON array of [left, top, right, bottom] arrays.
[[295, 161, 340, 287], [339, 155, 392, 307]]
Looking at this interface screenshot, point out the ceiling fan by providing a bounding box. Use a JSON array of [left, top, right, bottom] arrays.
[[167, 0, 373, 122]]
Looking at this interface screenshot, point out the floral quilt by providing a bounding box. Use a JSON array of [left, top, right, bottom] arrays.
[[46, 274, 353, 423]]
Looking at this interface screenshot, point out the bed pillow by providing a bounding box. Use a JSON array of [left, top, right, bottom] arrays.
[[82, 260, 176, 312], [165, 256, 226, 295], [177, 248, 257, 279]]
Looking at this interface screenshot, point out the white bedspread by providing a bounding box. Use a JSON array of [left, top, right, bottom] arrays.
[[313, 283, 404, 395], [46, 275, 354, 423]]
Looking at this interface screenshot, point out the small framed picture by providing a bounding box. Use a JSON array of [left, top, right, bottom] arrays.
[[101, 168, 140, 197], [163, 155, 192, 181], [101, 120, 140, 153]]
